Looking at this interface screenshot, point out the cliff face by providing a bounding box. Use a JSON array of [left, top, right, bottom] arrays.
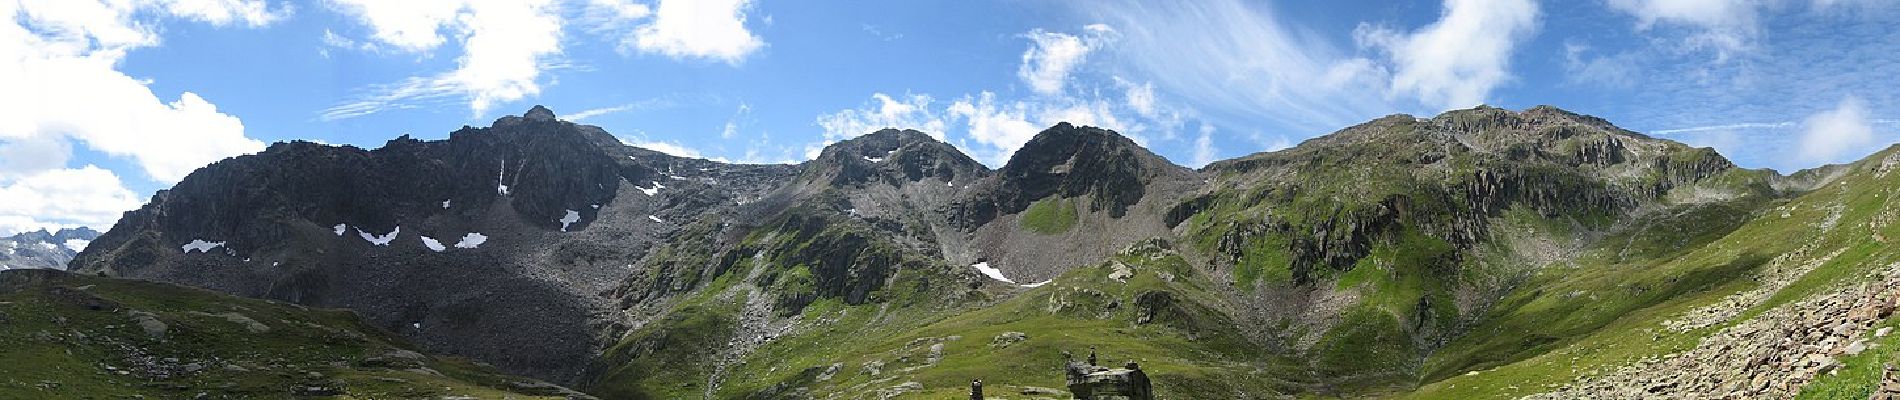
[[69, 105, 1846, 398], [69, 106, 801, 382]]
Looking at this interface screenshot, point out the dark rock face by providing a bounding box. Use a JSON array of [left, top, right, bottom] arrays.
[[70, 107, 798, 383], [0, 227, 100, 270], [958, 123, 1193, 225], [798, 129, 987, 188]]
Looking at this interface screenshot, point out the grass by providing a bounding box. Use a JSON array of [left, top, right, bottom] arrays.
[[674, 248, 1308, 399], [0, 270, 567, 399], [1021, 196, 1079, 234]]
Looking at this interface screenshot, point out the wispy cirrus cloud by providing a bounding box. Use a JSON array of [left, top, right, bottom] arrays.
[[1070, 0, 1541, 136]]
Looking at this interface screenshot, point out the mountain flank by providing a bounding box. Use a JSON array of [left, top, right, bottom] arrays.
[[57, 105, 1900, 399]]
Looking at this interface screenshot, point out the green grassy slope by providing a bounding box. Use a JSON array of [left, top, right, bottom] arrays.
[[0, 269, 578, 400], [1408, 147, 1900, 399], [721, 240, 1308, 399]]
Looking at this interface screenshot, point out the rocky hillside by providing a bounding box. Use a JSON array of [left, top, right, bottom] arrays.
[[0, 269, 588, 398], [60, 104, 1900, 398], [0, 227, 100, 270]]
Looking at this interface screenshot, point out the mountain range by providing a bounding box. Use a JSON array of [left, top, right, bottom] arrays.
[[18, 104, 1900, 398], [0, 227, 100, 270]]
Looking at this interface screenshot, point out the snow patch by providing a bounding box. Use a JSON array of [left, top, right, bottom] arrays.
[[1022, 280, 1052, 288], [560, 210, 581, 232], [454, 233, 487, 249], [358, 227, 400, 246], [971, 262, 1014, 284], [181, 240, 226, 254], [647, 215, 664, 223], [333, 223, 347, 236], [864, 156, 885, 163], [441, 199, 452, 209], [420, 236, 446, 252], [498, 184, 510, 195], [639, 181, 667, 196]]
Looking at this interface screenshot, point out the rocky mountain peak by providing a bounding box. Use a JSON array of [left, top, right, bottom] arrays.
[[969, 123, 1193, 220], [1, 226, 99, 270], [524, 105, 557, 121], [800, 128, 987, 187]]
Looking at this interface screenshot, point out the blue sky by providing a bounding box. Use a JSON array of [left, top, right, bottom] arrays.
[[2, 0, 1898, 235]]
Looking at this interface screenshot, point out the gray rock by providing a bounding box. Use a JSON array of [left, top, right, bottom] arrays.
[[992, 331, 1029, 348], [126, 310, 166, 339]]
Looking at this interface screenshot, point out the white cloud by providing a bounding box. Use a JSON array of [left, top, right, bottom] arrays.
[[1356, 0, 1540, 111], [1605, 0, 1757, 57], [621, 0, 763, 64], [0, 0, 274, 234], [619, 137, 705, 159], [813, 23, 1195, 167], [1191, 124, 1218, 168], [324, 0, 564, 118], [0, 166, 141, 236], [1071, 1, 1398, 135], [721, 102, 750, 139], [1, 0, 269, 184], [1796, 96, 1878, 165], [323, 1, 464, 52], [158, 0, 283, 27], [1017, 25, 1115, 96], [816, 93, 948, 141], [1649, 121, 1796, 135], [564, 97, 677, 122], [567, 104, 634, 122], [948, 92, 1044, 165], [1562, 43, 1639, 89], [817, 90, 1150, 167], [583, 0, 650, 26], [1117, 77, 1158, 117]]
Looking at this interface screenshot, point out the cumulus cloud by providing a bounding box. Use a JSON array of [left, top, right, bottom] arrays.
[[1017, 24, 1115, 96], [1796, 96, 1878, 165], [946, 92, 1043, 165], [1, 0, 270, 194], [1356, 0, 1540, 111], [815, 90, 1148, 166], [0, 166, 142, 235], [323, 0, 564, 118], [813, 24, 1194, 167], [0, 0, 275, 234], [816, 93, 948, 141], [614, 0, 763, 64]]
